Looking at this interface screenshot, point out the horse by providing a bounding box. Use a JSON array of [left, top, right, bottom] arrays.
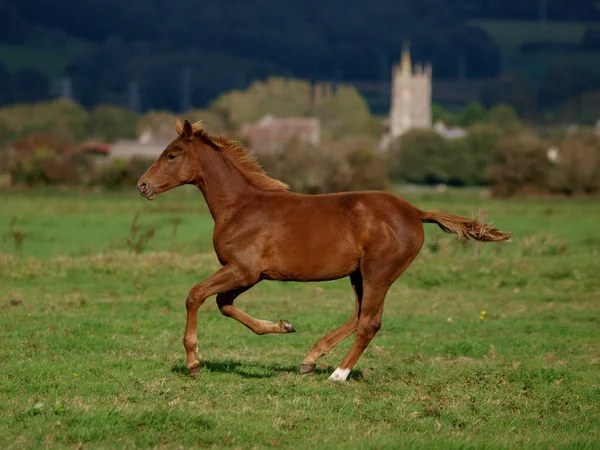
[[137, 119, 511, 381]]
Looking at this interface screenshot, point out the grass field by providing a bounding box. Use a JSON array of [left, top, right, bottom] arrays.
[[0, 187, 599, 448]]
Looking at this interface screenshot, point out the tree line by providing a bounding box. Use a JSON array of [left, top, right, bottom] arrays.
[[1, 77, 599, 198]]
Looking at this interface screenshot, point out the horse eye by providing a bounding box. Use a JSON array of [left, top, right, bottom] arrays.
[[168, 154, 176, 160]]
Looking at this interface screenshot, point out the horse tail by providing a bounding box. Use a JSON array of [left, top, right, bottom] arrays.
[[420, 210, 512, 243]]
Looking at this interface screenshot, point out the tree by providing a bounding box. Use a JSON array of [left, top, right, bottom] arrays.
[[549, 132, 600, 195], [388, 129, 452, 185], [487, 131, 550, 197], [455, 123, 504, 185], [315, 85, 380, 139], [484, 104, 523, 131], [327, 136, 389, 191], [458, 102, 487, 128], [210, 77, 378, 139], [431, 103, 457, 126], [210, 78, 314, 127], [0, 99, 89, 144], [137, 110, 177, 141], [88, 105, 139, 142]]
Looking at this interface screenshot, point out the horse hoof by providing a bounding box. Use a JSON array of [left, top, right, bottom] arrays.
[[280, 320, 296, 333], [188, 363, 201, 377], [299, 363, 316, 374]]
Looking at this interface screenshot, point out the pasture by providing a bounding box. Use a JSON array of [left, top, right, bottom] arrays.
[[0, 187, 599, 448]]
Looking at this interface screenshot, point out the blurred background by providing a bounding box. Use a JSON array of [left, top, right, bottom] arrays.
[[0, 0, 599, 195]]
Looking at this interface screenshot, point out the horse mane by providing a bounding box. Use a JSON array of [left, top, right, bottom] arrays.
[[189, 121, 289, 192]]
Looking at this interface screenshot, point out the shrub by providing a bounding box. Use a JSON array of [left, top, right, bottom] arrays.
[[327, 137, 389, 192], [0, 99, 90, 144], [258, 139, 350, 194], [11, 133, 65, 153], [388, 129, 452, 185], [549, 131, 600, 195], [486, 131, 550, 197], [137, 110, 176, 141], [96, 157, 154, 190], [258, 136, 388, 194], [0, 118, 15, 151], [454, 123, 505, 185], [88, 105, 138, 142], [8, 147, 80, 186]]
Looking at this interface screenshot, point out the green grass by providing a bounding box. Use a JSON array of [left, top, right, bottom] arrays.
[[1, 187, 599, 448]]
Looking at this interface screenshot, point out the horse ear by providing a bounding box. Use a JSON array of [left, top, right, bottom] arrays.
[[175, 118, 184, 136], [181, 119, 193, 141]]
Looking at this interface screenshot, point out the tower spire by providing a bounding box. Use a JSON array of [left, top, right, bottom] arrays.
[[401, 41, 412, 76]]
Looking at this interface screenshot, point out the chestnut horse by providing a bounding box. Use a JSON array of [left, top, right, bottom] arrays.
[[137, 119, 511, 381]]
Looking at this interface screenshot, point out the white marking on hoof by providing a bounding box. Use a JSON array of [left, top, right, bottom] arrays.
[[329, 367, 350, 381]]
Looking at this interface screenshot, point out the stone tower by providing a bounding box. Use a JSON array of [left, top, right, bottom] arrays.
[[389, 42, 432, 138]]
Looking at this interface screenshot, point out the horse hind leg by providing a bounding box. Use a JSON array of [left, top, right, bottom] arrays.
[[329, 283, 388, 381], [299, 270, 363, 374], [328, 244, 421, 381], [217, 289, 296, 335]]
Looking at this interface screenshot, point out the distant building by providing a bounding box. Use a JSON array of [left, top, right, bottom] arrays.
[[379, 43, 432, 150], [107, 123, 175, 161], [433, 121, 466, 140], [108, 138, 170, 161], [390, 43, 432, 138], [241, 115, 320, 153]]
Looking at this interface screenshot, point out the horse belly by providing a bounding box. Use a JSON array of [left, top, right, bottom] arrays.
[[262, 232, 361, 282]]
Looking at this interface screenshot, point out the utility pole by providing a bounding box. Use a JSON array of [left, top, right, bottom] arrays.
[[128, 80, 141, 113], [60, 76, 72, 101]]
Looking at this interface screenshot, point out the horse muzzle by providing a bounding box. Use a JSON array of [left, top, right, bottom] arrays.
[[137, 181, 156, 200]]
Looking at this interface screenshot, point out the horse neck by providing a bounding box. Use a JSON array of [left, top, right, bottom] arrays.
[[191, 146, 254, 223]]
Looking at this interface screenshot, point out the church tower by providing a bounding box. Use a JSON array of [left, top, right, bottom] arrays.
[[389, 42, 432, 138]]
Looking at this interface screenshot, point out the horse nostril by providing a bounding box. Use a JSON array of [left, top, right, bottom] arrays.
[[138, 182, 148, 192]]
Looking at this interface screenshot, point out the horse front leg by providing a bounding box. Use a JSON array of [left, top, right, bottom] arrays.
[[217, 289, 296, 335], [184, 264, 258, 376]]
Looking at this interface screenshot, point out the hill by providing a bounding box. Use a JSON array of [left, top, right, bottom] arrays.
[[0, 1, 599, 116]]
